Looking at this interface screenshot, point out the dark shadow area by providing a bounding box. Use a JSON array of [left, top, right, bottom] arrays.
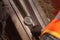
[[0, 22, 2, 35], [5, 16, 22, 40]]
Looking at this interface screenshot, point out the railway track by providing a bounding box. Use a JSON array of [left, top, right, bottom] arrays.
[[0, 0, 54, 40]]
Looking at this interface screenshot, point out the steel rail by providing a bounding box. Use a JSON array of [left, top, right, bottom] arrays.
[[3, 0, 32, 40], [28, 0, 49, 28]]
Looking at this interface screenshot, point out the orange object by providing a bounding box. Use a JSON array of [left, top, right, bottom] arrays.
[[41, 0, 60, 39], [41, 18, 60, 39]]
